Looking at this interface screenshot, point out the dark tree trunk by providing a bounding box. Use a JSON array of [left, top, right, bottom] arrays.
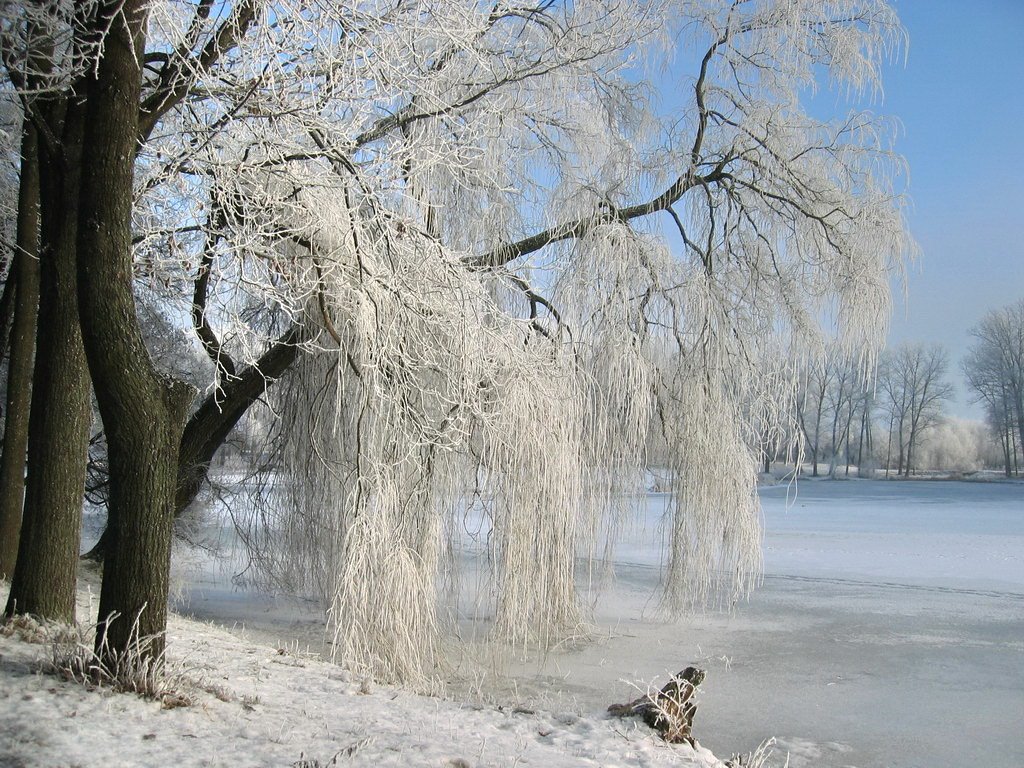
[[896, 422, 905, 476], [1013, 395, 1024, 472], [85, 330, 300, 562], [0, 122, 41, 580], [175, 331, 299, 511], [1011, 422, 1020, 477], [884, 416, 893, 478], [0, 259, 17, 364], [811, 400, 822, 477], [1000, 423, 1012, 477], [4, 96, 93, 621], [904, 416, 917, 478], [75, 0, 194, 660], [856, 405, 867, 470]]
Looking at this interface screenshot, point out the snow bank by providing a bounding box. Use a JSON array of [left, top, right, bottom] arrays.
[[0, 584, 731, 768]]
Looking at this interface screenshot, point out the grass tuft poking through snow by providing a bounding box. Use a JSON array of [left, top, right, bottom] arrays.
[[47, 613, 192, 708], [724, 738, 784, 768]]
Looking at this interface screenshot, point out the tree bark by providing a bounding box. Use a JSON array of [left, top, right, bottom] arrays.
[[4, 94, 92, 621], [85, 330, 300, 561], [75, 0, 194, 660], [0, 258, 17, 364], [175, 330, 299, 511], [0, 122, 41, 580]]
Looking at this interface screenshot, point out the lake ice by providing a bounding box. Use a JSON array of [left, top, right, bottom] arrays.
[[172, 477, 1024, 768], [498, 479, 1024, 768]]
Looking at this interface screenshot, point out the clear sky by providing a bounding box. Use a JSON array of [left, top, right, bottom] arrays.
[[876, 0, 1024, 417]]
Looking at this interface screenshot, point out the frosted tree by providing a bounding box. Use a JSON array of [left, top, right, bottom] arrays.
[[796, 356, 837, 477], [195, 0, 912, 679], [963, 299, 1024, 476], [916, 418, 986, 474], [879, 343, 953, 476], [0, 0, 912, 679]]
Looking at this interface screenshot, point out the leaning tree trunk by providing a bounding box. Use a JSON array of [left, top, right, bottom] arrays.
[[0, 122, 40, 580], [75, 0, 193, 660], [5, 96, 93, 621], [175, 330, 300, 513]]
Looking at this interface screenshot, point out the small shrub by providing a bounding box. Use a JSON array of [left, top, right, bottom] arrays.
[[292, 751, 339, 767], [292, 738, 373, 766]]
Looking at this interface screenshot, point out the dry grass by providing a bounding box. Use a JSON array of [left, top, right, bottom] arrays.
[[1, 613, 82, 645], [292, 737, 374, 766], [726, 739, 784, 768], [47, 612, 192, 708]]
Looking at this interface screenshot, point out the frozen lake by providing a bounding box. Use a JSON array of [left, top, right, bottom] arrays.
[[493, 479, 1024, 768], [173, 478, 1024, 768]]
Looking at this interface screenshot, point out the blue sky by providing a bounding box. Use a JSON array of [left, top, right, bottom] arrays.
[[877, 0, 1024, 417]]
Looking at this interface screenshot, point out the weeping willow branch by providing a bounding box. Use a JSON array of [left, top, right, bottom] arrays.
[[57, 0, 915, 683]]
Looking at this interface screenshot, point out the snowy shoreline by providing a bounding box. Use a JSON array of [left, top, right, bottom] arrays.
[[5, 479, 1021, 768], [0, 579, 739, 768]]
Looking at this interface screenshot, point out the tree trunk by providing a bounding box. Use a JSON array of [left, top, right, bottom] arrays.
[[85, 330, 300, 561], [896, 421, 905, 476], [175, 331, 299, 510], [4, 98, 93, 621], [1008, 411, 1016, 476], [884, 413, 893, 478], [1000, 422, 1012, 477], [1013, 394, 1024, 472], [904, 414, 919, 478], [0, 259, 17, 364], [856, 405, 867, 469], [0, 122, 41, 580], [75, 0, 194, 660], [811, 399, 823, 477]]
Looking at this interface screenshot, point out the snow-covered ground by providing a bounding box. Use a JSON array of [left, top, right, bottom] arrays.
[[3, 478, 1022, 767], [0, 574, 730, 768]]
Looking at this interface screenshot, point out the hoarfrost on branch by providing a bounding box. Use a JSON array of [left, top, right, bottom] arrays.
[[1, 0, 913, 681]]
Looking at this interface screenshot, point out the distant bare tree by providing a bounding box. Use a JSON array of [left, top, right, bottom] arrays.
[[852, 375, 878, 474], [963, 299, 1024, 476], [796, 357, 836, 477], [879, 343, 954, 476], [794, 349, 865, 477], [826, 355, 865, 476]]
